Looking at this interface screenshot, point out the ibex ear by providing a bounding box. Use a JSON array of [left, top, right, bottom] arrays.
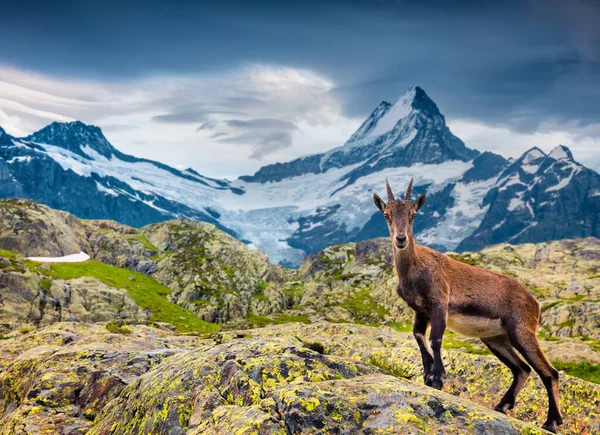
[[414, 193, 426, 211], [373, 193, 386, 213]]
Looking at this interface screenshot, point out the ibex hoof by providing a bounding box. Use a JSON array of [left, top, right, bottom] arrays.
[[542, 421, 558, 434], [493, 402, 513, 414], [431, 378, 443, 390]]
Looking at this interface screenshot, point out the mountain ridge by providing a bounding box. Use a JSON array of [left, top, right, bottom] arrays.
[[1, 86, 599, 265]]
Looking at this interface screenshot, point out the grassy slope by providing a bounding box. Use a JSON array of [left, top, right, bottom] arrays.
[[25, 259, 219, 334]]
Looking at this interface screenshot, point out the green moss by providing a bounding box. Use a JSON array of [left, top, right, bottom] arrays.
[[19, 326, 35, 334], [189, 299, 212, 309], [273, 314, 310, 324], [537, 330, 560, 342], [247, 314, 273, 327], [389, 322, 412, 333], [553, 361, 600, 384], [556, 318, 576, 328], [283, 282, 304, 298], [443, 332, 491, 355], [0, 248, 26, 272], [252, 292, 268, 302], [257, 280, 267, 291], [222, 264, 235, 279], [447, 253, 481, 266], [27, 259, 219, 334], [106, 322, 131, 334], [40, 277, 52, 293], [541, 301, 560, 312], [526, 284, 550, 297], [0, 247, 20, 262], [125, 233, 159, 252], [0, 334, 11, 340], [340, 288, 389, 320], [247, 313, 311, 327]]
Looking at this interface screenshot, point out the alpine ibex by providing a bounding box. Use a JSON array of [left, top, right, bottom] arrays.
[[373, 179, 562, 433]]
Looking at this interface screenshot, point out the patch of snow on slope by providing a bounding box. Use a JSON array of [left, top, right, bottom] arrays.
[[545, 163, 581, 192], [509, 222, 538, 242], [492, 219, 506, 231], [508, 197, 523, 211], [521, 164, 539, 174], [95, 182, 119, 197], [417, 177, 497, 250], [6, 156, 32, 164], [526, 201, 534, 217], [27, 251, 90, 263], [499, 174, 524, 191], [548, 146, 569, 160]]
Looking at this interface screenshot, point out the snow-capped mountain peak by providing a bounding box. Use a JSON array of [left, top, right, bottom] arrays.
[[346, 86, 441, 144], [25, 121, 117, 159], [520, 147, 546, 164], [548, 145, 573, 161], [361, 86, 416, 140]]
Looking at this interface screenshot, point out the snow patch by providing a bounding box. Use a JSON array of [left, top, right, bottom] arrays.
[[548, 146, 569, 160], [6, 155, 32, 164], [508, 198, 523, 211], [96, 182, 119, 197], [521, 164, 539, 174], [499, 174, 524, 191], [27, 251, 90, 263], [492, 219, 506, 231], [509, 222, 538, 242]]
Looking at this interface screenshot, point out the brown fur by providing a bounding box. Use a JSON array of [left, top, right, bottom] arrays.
[[374, 179, 563, 433]]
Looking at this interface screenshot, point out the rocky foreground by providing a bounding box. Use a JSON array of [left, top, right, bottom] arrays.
[[0, 321, 598, 435], [1, 199, 600, 433]]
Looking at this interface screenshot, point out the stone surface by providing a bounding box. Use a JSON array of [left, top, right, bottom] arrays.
[[5, 322, 596, 435]]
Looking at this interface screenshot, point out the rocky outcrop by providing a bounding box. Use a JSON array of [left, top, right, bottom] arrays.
[[143, 219, 291, 323], [297, 238, 406, 325], [0, 257, 147, 326], [1, 322, 598, 435], [0, 323, 195, 435], [0, 198, 89, 257]]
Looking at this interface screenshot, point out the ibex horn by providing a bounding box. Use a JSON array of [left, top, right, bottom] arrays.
[[405, 178, 413, 200], [386, 178, 394, 202]]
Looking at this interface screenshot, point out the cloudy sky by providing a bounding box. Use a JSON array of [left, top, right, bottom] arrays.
[[1, 0, 599, 178]]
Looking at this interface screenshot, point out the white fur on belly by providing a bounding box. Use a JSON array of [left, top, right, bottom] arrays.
[[447, 314, 505, 338]]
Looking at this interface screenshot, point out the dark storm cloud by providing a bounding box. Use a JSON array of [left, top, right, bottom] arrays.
[[1, 0, 600, 139]]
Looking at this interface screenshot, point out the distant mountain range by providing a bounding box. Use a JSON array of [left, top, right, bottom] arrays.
[[1, 86, 599, 266]]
